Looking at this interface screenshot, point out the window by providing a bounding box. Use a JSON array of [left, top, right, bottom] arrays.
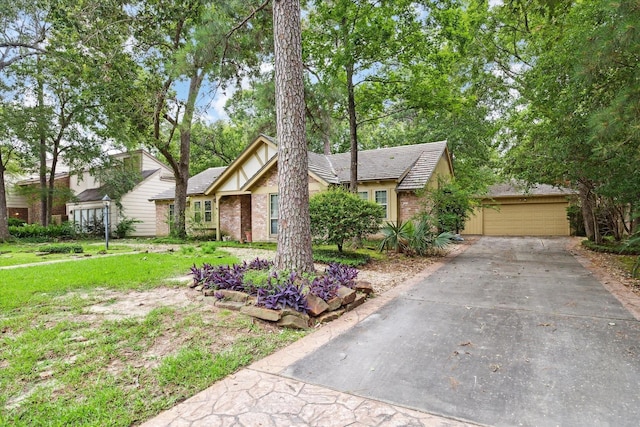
[[375, 190, 388, 218], [169, 204, 175, 222], [358, 191, 368, 201], [193, 201, 202, 222], [269, 194, 278, 235], [204, 200, 212, 222], [72, 208, 104, 233]]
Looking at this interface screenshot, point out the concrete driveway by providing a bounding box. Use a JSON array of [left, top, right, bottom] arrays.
[[283, 237, 640, 427]]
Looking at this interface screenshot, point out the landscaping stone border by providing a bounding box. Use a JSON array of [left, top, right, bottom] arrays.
[[192, 281, 376, 329]]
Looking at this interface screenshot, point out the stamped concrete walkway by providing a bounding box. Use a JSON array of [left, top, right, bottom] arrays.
[[142, 237, 640, 426]]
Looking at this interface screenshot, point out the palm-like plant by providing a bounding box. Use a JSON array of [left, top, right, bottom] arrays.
[[379, 217, 454, 256], [378, 221, 413, 253]]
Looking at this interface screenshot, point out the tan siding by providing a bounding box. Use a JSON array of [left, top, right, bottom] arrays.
[[425, 155, 453, 190], [356, 181, 397, 223], [462, 207, 484, 235]]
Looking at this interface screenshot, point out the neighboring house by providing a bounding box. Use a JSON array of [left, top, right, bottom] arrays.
[[462, 181, 577, 236], [150, 166, 227, 237], [11, 171, 71, 225], [6, 174, 37, 223], [152, 134, 454, 241], [67, 150, 175, 237]]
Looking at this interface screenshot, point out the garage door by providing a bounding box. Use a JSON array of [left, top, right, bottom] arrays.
[[483, 202, 569, 236]]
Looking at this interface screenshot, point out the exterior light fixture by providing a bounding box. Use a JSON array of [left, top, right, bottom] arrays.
[[102, 195, 111, 250]]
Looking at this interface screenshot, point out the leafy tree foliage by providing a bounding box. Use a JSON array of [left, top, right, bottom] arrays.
[[118, 0, 273, 238], [420, 179, 474, 234], [488, 0, 640, 242], [309, 187, 383, 252], [1, 0, 132, 227]]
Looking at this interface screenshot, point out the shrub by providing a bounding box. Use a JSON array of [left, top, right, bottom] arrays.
[[419, 178, 474, 234], [8, 217, 26, 227], [310, 187, 384, 252], [114, 217, 141, 238], [378, 221, 413, 254], [379, 216, 453, 256], [10, 222, 75, 240], [38, 244, 83, 254], [180, 246, 196, 255], [581, 239, 640, 255], [200, 242, 217, 254]]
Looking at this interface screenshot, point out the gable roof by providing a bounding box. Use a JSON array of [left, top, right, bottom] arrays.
[[150, 166, 227, 201], [151, 136, 452, 202]]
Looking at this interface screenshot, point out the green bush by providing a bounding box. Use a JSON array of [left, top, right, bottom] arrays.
[[38, 244, 83, 254], [310, 187, 384, 252], [9, 222, 75, 240], [581, 239, 640, 255], [8, 217, 26, 227], [200, 242, 217, 254], [114, 217, 141, 238]]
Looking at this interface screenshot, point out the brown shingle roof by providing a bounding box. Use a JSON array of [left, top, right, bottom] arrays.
[[150, 167, 226, 201], [324, 141, 448, 189], [488, 181, 576, 197], [150, 139, 450, 202]]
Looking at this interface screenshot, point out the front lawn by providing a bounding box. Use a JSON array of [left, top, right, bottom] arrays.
[[0, 242, 135, 267], [0, 247, 306, 426]]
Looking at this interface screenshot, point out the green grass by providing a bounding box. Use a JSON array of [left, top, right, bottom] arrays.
[[0, 242, 135, 267], [0, 252, 238, 311], [0, 305, 304, 426], [0, 244, 307, 426]]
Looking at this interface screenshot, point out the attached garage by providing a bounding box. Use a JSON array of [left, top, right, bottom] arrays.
[[463, 183, 576, 236]]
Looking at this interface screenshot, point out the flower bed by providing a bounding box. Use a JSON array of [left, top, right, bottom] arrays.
[[189, 258, 374, 328]]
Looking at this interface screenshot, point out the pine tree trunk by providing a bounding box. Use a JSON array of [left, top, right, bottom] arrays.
[[273, 0, 314, 273]]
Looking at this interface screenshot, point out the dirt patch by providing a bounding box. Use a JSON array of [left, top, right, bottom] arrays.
[[84, 288, 194, 320]]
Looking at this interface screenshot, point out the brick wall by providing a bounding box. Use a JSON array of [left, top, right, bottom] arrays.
[[398, 191, 422, 223], [252, 193, 269, 241], [240, 195, 251, 241], [251, 167, 278, 242], [220, 196, 242, 240], [155, 202, 170, 236]]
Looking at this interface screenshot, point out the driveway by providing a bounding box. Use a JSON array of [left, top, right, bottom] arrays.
[[283, 237, 640, 426]]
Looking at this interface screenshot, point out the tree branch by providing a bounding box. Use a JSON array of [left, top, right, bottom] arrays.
[[356, 106, 415, 127]]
